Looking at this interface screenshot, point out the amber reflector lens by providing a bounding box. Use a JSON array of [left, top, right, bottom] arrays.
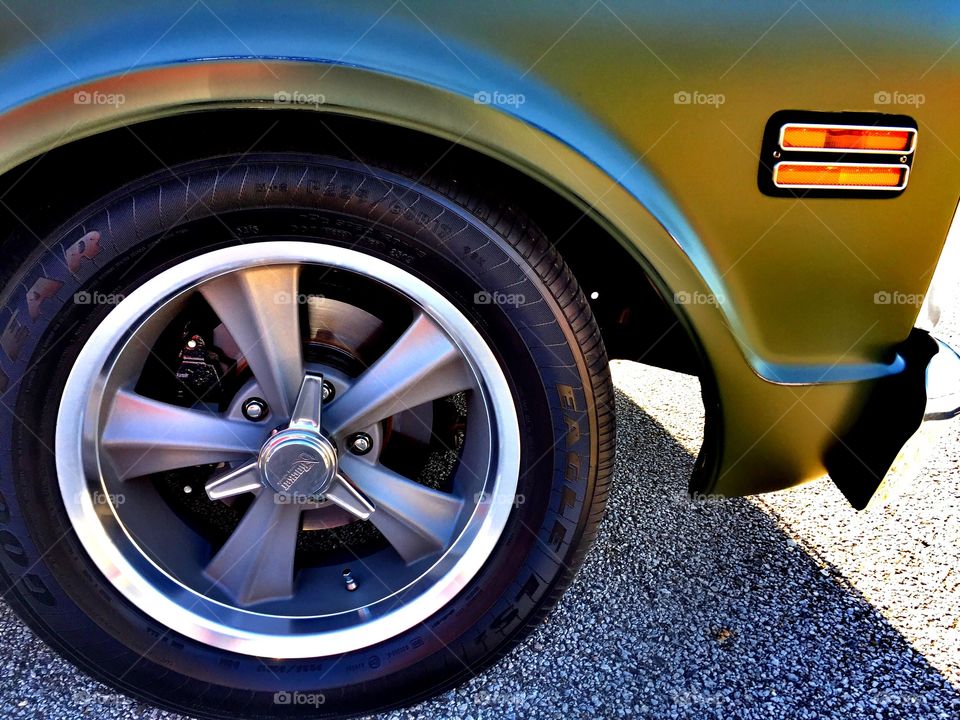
[[781, 126, 914, 153], [774, 164, 905, 188]]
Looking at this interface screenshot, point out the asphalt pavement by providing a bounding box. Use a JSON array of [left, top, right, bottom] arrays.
[[2, 305, 958, 720]]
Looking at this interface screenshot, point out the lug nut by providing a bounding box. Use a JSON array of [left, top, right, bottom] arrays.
[[342, 568, 358, 592], [242, 397, 268, 421], [347, 433, 372, 455], [321, 381, 335, 403]]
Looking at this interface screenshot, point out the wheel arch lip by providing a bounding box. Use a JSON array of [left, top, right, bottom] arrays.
[[0, 55, 736, 379]]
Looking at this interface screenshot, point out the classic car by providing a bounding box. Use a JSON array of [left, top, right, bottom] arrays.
[[0, 1, 957, 717]]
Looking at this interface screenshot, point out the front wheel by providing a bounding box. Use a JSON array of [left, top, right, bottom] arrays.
[[0, 154, 614, 718]]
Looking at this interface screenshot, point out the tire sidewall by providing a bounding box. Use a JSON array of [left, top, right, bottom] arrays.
[[0, 155, 601, 718]]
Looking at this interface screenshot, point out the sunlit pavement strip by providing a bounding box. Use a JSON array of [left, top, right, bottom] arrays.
[[2, 308, 958, 720]]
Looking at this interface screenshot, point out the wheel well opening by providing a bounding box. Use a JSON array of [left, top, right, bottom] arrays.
[[0, 108, 700, 375]]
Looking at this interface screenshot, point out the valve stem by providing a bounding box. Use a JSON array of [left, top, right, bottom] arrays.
[[342, 568, 358, 592]]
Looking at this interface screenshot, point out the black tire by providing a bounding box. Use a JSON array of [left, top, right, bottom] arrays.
[[0, 153, 615, 718]]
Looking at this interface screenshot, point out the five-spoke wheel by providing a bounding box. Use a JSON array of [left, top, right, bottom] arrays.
[[58, 243, 520, 656], [2, 154, 611, 718]]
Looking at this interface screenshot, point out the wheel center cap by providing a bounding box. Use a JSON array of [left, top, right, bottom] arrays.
[[259, 429, 338, 498]]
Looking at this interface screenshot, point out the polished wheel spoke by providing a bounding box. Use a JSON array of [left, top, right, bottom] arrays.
[[339, 455, 464, 564], [324, 475, 374, 519], [289, 372, 324, 432], [205, 460, 262, 500], [200, 264, 304, 420], [102, 389, 264, 480], [324, 313, 473, 436], [204, 491, 302, 606]]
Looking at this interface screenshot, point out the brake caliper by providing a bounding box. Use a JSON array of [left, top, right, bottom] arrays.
[[174, 332, 222, 402]]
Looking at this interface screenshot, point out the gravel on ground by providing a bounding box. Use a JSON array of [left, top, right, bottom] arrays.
[[2, 307, 958, 720]]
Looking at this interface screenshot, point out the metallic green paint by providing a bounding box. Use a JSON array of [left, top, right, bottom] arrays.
[[0, 1, 957, 498]]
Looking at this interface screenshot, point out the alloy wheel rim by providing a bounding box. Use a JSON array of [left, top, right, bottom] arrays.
[[56, 242, 520, 658]]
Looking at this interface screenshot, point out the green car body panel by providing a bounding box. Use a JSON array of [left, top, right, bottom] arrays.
[[0, 1, 956, 500]]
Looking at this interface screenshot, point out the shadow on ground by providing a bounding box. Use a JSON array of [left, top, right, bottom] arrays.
[[1, 381, 957, 720], [396, 385, 960, 720]]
